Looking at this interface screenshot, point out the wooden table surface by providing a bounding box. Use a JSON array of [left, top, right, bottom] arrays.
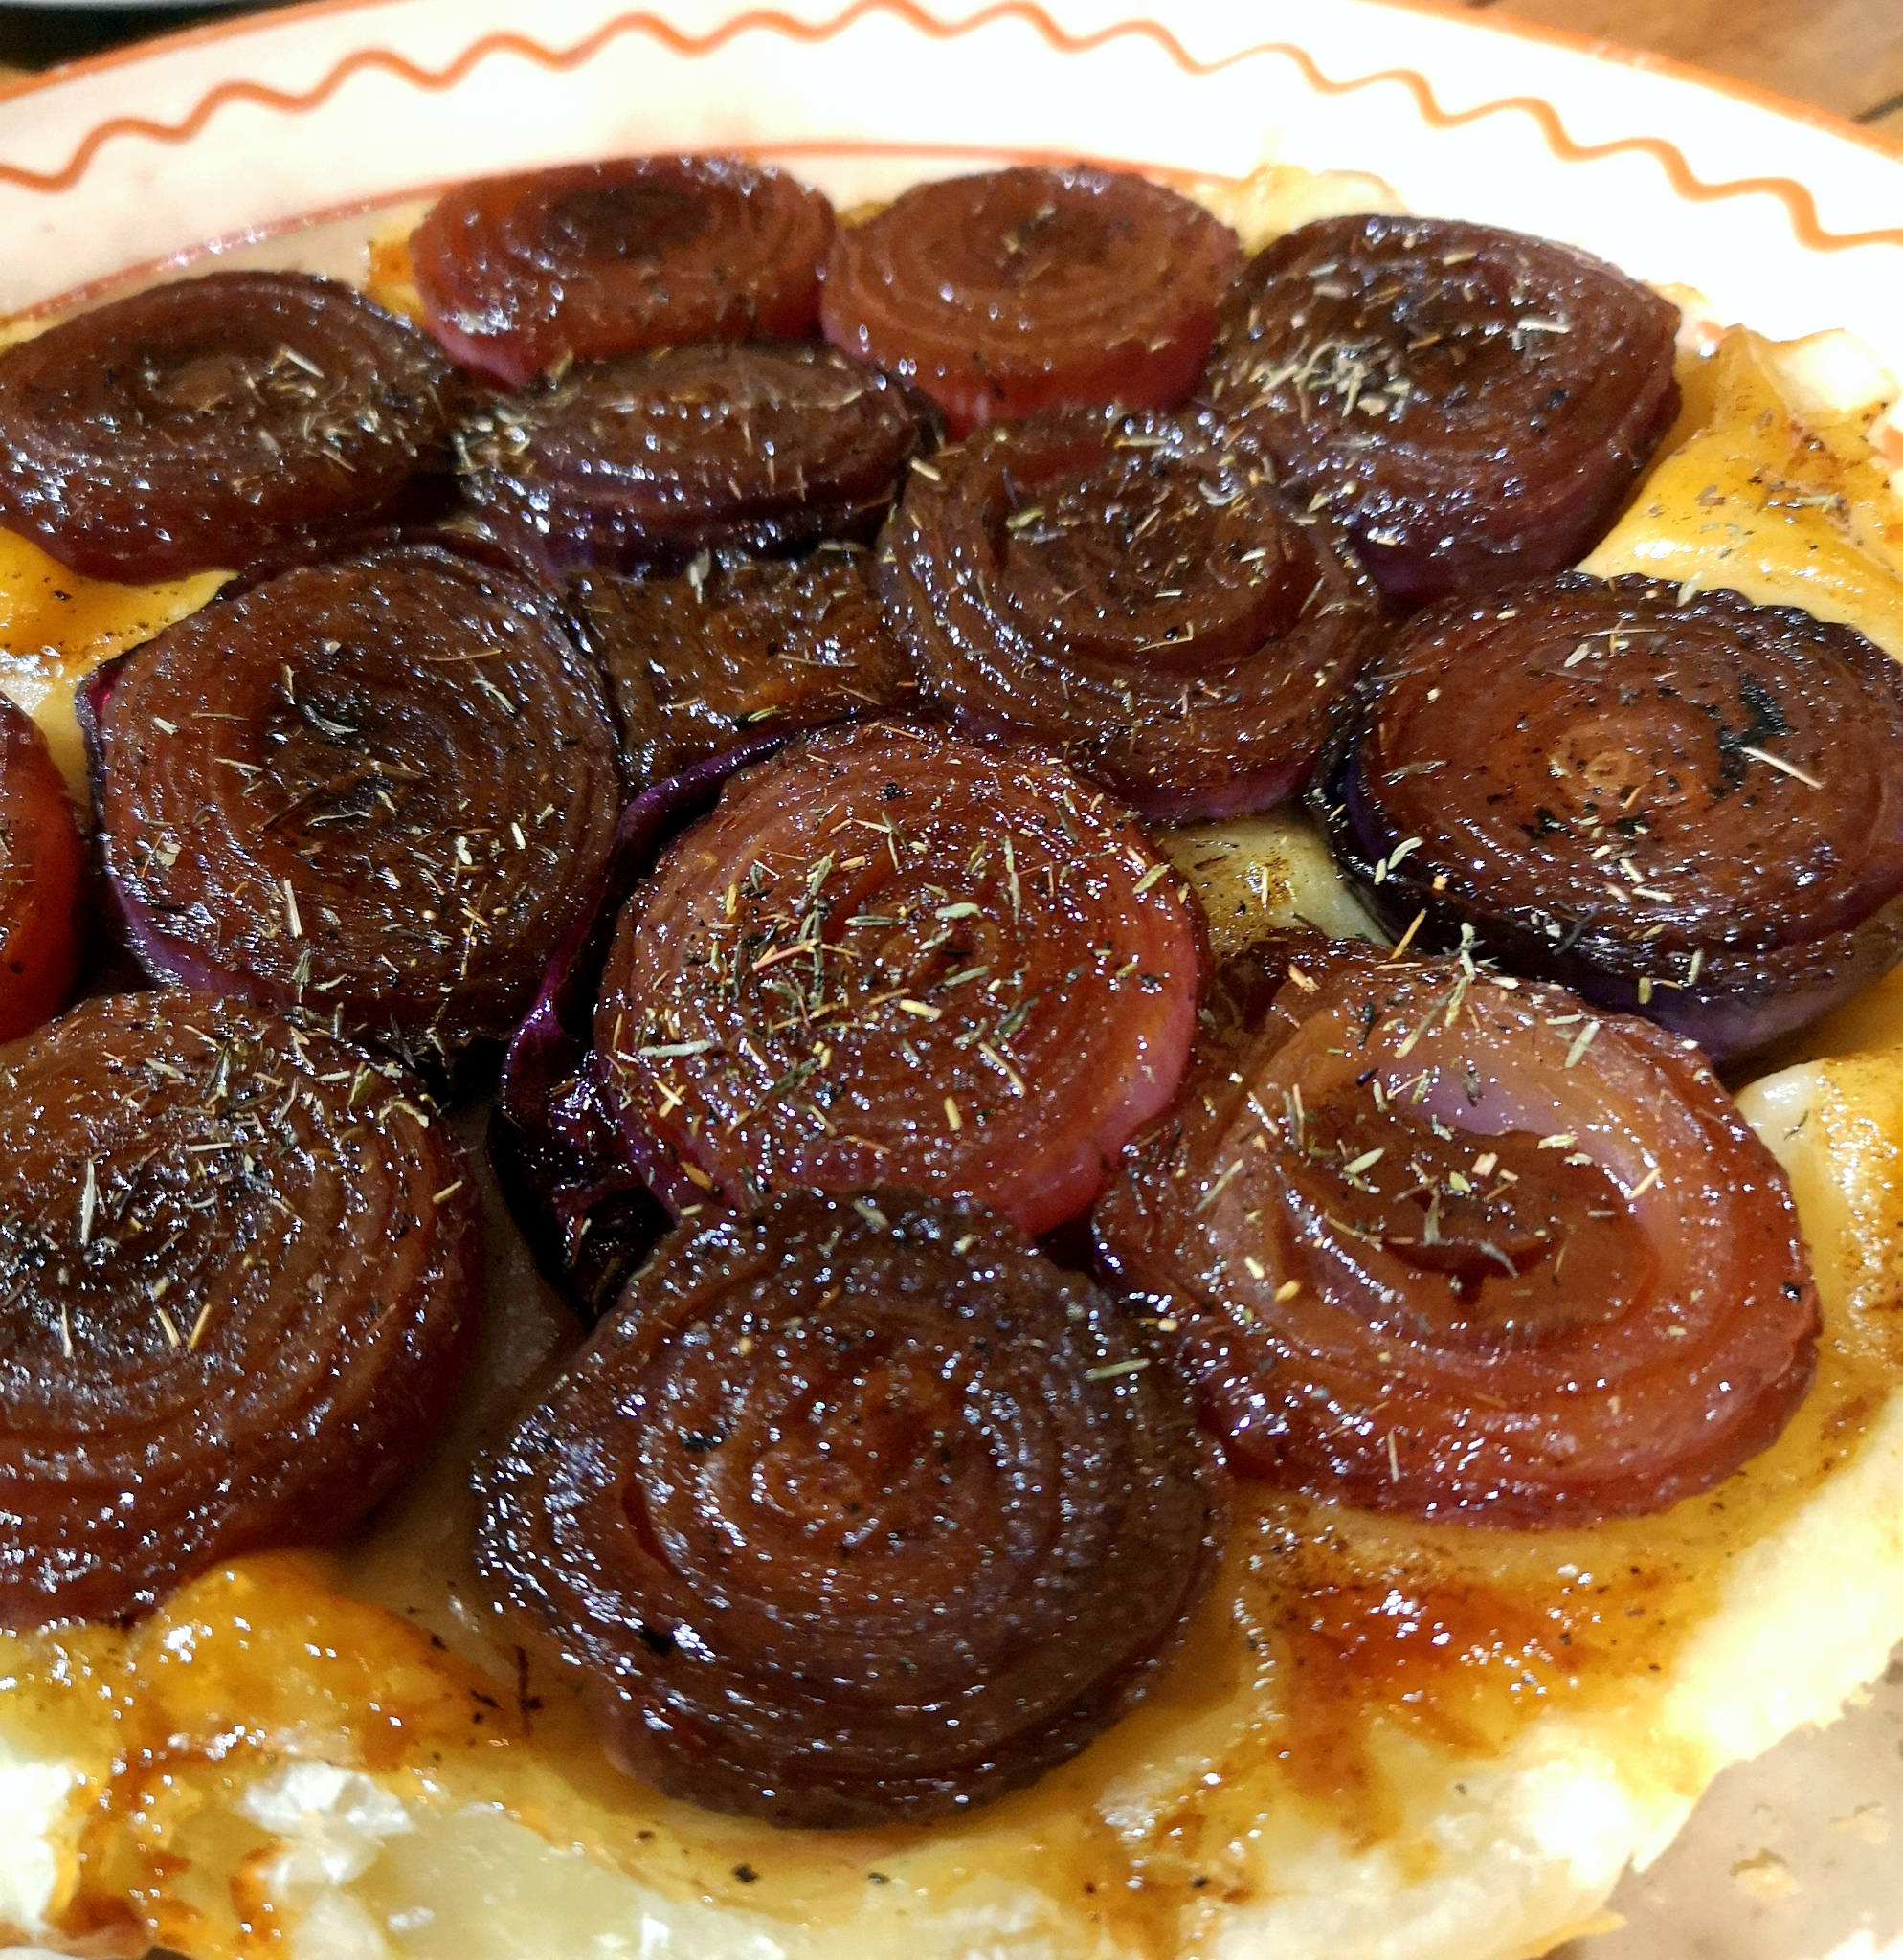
[[1472, 0, 1903, 138], [0, 0, 1898, 136]]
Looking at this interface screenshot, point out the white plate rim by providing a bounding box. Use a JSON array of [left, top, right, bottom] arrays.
[[0, 0, 1896, 358], [0, 7, 1898, 1960]]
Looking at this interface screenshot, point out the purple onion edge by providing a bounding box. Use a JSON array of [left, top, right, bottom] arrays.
[[78, 650, 234, 993], [1316, 734, 1896, 1065], [491, 729, 792, 1318]]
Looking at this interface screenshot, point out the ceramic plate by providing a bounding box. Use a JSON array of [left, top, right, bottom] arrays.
[[0, 3, 1898, 1956]]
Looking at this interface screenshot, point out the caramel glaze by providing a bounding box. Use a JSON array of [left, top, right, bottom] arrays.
[[0, 1089, 1890, 1960]]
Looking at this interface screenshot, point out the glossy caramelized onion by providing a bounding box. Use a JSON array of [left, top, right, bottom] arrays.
[[477, 1188, 1222, 1826], [821, 166, 1240, 436], [571, 546, 915, 790], [412, 154, 834, 387], [1094, 936, 1820, 1526], [0, 271, 459, 583], [594, 721, 1202, 1235], [93, 546, 622, 1060], [0, 991, 481, 1625], [456, 342, 928, 576], [1201, 215, 1680, 604], [1319, 575, 1903, 1059], [882, 406, 1384, 820], [0, 701, 82, 1041]]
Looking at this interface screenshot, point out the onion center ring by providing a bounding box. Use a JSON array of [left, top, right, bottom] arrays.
[[570, 545, 916, 792], [412, 154, 835, 387], [456, 341, 929, 577], [1314, 573, 1903, 1058], [94, 545, 623, 1063], [0, 990, 481, 1625], [882, 406, 1383, 820], [593, 720, 1203, 1235], [477, 1188, 1223, 1826], [1094, 935, 1820, 1526], [822, 166, 1239, 435], [0, 270, 459, 583], [1200, 215, 1680, 604]]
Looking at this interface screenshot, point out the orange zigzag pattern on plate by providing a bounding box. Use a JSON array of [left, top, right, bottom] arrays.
[[0, 0, 1898, 254]]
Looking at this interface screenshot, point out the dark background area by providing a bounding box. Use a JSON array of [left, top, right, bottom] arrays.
[[0, 4, 274, 70]]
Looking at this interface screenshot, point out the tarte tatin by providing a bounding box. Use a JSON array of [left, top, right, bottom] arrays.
[[0, 140, 1900, 1960]]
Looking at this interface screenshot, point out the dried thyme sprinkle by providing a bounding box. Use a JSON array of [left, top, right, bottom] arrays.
[[1085, 1358, 1151, 1382]]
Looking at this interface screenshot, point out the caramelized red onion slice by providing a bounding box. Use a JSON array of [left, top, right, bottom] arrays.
[[0, 702, 82, 1042], [821, 166, 1240, 436], [0, 991, 481, 1625], [570, 545, 917, 791], [1317, 574, 1903, 1059], [492, 732, 788, 1318], [0, 271, 461, 583], [593, 721, 1203, 1236], [1094, 936, 1820, 1526], [92, 546, 622, 1063], [882, 407, 1384, 820], [412, 155, 835, 387], [477, 1188, 1222, 1827], [455, 342, 929, 577], [1200, 215, 1680, 605]]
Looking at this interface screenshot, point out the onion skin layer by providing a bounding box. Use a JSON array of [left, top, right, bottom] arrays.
[[455, 342, 930, 577], [570, 546, 916, 792], [1094, 936, 1820, 1527], [0, 271, 460, 583], [593, 721, 1204, 1236], [413, 154, 835, 388], [477, 1189, 1224, 1827], [881, 406, 1384, 821], [1200, 215, 1680, 605], [1315, 574, 1903, 1060], [0, 701, 83, 1042], [822, 166, 1240, 436], [0, 991, 481, 1627], [92, 546, 622, 1065]]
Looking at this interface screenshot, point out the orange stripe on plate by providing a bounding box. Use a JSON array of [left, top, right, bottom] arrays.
[[1370, 0, 1903, 170], [0, 0, 1895, 255]]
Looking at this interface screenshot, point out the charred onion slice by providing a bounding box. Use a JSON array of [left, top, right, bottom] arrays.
[[1319, 574, 1903, 1059], [0, 991, 481, 1625], [1200, 216, 1680, 604], [882, 407, 1383, 820], [477, 1188, 1221, 1826], [412, 155, 835, 388], [1094, 936, 1819, 1526], [593, 721, 1202, 1235], [571, 546, 916, 790], [0, 701, 82, 1041], [0, 271, 459, 583], [95, 546, 622, 1060], [821, 166, 1240, 436], [456, 342, 928, 576]]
